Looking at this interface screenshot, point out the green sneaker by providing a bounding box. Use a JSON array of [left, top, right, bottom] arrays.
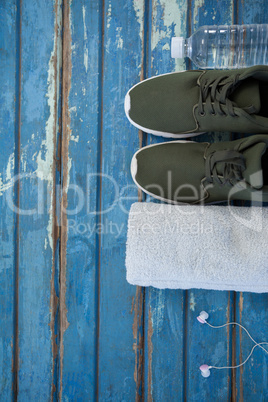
[[125, 66, 268, 138], [131, 135, 268, 204]]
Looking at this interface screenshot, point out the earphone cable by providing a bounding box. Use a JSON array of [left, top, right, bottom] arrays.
[[210, 342, 268, 370], [206, 321, 268, 355]]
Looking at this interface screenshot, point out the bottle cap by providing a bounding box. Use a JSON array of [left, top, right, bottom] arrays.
[[171, 37, 185, 58]]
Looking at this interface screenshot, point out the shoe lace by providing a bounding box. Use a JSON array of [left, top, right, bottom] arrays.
[[205, 149, 246, 186], [198, 75, 240, 117]]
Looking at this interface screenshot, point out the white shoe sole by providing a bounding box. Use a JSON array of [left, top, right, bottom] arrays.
[[124, 71, 205, 139]]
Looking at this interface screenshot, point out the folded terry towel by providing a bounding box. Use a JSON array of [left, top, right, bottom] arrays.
[[126, 202, 268, 293]]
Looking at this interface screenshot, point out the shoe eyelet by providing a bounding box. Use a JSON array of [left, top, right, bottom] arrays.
[[199, 111, 206, 117], [211, 111, 216, 116]]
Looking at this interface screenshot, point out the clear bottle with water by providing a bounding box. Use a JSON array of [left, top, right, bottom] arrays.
[[171, 24, 268, 69]]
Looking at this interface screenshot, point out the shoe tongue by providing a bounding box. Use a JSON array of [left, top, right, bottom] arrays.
[[243, 142, 267, 189], [230, 78, 261, 114]]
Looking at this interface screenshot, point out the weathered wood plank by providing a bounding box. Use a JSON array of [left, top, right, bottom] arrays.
[[59, 0, 101, 399], [0, 1, 17, 398], [186, 2, 235, 400], [98, 0, 145, 399], [144, 288, 185, 401], [187, 291, 233, 401], [17, 1, 61, 399], [235, 2, 268, 400], [235, 293, 268, 401], [143, 1, 188, 400]]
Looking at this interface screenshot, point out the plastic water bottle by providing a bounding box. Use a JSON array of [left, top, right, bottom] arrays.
[[171, 24, 268, 69]]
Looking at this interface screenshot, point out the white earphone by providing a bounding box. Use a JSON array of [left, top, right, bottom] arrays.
[[197, 311, 268, 378]]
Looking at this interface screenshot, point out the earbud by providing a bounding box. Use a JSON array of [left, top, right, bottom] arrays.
[[199, 364, 211, 378], [196, 310, 268, 378], [197, 311, 209, 324]]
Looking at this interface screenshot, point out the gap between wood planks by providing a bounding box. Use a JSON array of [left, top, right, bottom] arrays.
[[132, 0, 148, 399], [49, 0, 63, 399], [95, 0, 105, 399], [58, 0, 72, 399]]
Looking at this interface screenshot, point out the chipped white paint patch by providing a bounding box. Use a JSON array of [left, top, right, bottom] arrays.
[[116, 27, 123, 49], [84, 48, 88, 73], [150, 290, 165, 334], [6, 153, 14, 182], [70, 134, 79, 143], [151, 0, 187, 71], [162, 43, 170, 51], [82, 5, 88, 72], [152, 0, 185, 51], [69, 106, 77, 114], [189, 292, 196, 311], [66, 156, 72, 194], [36, 1, 62, 251], [0, 151, 15, 196], [31, 133, 35, 140], [36, 76, 55, 181], [20, 149, 28, 173], [193, 0, 205, 27], [107, 1, 112, 29], [105, 38, 111, 54], [117, 37, 123, 49], [82, 87, 86, 96], [44, 237, 48, 250], [0, 149, 28, 196], [0, 175, 13, 196], [133, 0, 144, 41], [82, 5, 87, 41]]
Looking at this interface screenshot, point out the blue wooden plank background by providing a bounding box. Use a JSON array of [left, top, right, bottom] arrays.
[[0, 0, 267, 400]]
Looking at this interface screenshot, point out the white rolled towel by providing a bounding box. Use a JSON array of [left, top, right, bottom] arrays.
[[126, 202, 268, 293]]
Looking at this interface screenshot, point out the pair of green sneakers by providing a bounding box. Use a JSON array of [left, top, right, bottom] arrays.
[[125, 66, 268, 204]]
